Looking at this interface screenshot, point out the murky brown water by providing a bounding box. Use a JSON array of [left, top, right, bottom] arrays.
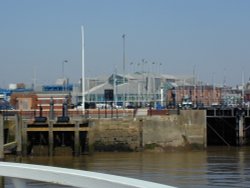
[[3, 146, 250, 187]]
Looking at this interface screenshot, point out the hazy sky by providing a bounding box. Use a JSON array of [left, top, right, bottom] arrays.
[[1, 0, 250, 87]]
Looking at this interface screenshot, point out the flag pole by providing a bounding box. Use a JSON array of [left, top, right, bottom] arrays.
[[81, 26, 85, 113]]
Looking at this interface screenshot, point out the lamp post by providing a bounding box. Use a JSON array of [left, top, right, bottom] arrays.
[[62, 60, 68, 79], [158, 62, 162, 74], [152, 62, 155, 74], [62, 60, 68, 91], [130, 62, 134, 73]]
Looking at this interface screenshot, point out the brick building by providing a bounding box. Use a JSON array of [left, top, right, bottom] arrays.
[[166, 85, 222, 108], [10, 92, 71, 110]]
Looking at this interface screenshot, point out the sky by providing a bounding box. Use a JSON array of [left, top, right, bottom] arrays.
[[0, 0, 250, 87]]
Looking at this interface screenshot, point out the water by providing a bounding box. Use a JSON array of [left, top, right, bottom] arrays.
[[4, 146, 250, 188]]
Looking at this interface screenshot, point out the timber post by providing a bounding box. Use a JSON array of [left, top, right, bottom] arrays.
[[74, 121, 80, 156], [235, 108, 245, 146], [16, 114, 22, 156], [22, 120, 28, 156], [0, 115, 3, 188], [0, 114, 4, 160], [48, 120, 54, 156]]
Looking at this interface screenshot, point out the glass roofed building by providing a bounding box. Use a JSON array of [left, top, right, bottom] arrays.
[[72, 72, 183, 108]]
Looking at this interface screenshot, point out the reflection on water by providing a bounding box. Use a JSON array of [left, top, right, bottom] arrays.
[[4, 147, 250, 188]]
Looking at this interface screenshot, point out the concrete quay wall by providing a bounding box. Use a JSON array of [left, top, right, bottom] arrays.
[[88, 110, 206, 151], [0, 110, 206, 156], [88, 118, 141, 151]]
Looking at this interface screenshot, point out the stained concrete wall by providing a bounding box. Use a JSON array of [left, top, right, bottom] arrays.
[[88, 110, 206, 151], [143, 110, 206, 150], [3, 110, 207, 154], [88, 118, 141, 151]]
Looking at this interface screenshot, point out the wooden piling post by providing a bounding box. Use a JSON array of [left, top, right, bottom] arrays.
[[0, 177, 3, 188], [22, 120, 28, 156], [16, 114, 22, 156], [139, 119, 143, 150], [0, 114, 4, 160], [0, 114, 3, 188], [74, 121, 80, 156], [235, 109, 245, 146], [239, 115, 244, 146], [48, 120, 54, 156]]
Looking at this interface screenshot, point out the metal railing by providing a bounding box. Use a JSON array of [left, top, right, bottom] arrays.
[[0, 162, 175, 188]]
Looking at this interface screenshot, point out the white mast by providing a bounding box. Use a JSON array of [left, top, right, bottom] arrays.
[[122, 34, 126, 107], [113, 67, 117, 107], [242, 70, 245, 106], [81, 26, 85, 112]]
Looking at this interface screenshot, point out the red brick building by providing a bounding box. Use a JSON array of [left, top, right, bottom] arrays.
[[10, 92, 71, 110], [10, 92, 38, 110], [166, 85, 222, 107]]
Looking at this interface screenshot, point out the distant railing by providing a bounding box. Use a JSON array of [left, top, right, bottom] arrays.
[[1, 109, 135, 119], [1, 108, 173, 120], [206, 107, 250, 117], [0, 162, 175, 188]]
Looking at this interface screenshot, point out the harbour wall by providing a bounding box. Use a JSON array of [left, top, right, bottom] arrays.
[[88, 110, 206, 151], [0, 110, 206, 156]]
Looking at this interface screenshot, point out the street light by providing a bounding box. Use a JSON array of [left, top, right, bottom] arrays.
[[62, 60, 68, 79], [62, 60, 68, 91], [158, 62, 162, 74], [130, 62, 135, 73]]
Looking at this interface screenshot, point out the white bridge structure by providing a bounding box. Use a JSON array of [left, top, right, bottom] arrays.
[[0, 162, 175, 188]]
